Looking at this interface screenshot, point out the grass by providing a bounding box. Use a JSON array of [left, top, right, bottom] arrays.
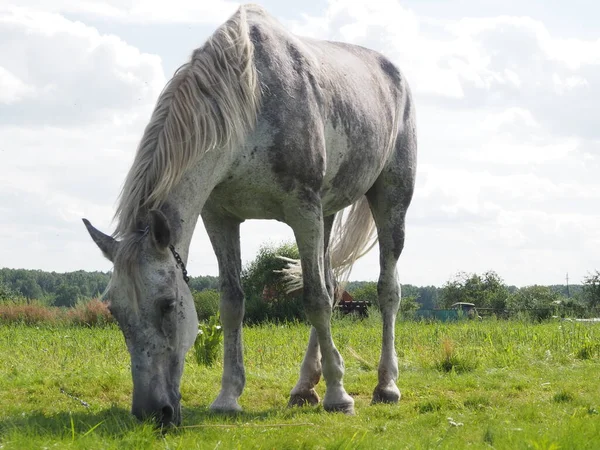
[[1, 316, 599, 449]]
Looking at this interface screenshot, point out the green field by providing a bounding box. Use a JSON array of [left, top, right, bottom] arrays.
[[1, 315, 599, 449]]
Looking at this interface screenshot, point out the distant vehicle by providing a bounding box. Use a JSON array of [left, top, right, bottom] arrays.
[[450, 302, 482, 320]]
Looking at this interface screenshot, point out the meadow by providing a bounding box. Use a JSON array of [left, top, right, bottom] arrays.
[[1, 314, 599, 449]]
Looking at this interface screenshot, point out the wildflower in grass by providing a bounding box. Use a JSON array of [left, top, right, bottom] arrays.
[[194, 312, 223, 367], [447, 417, 464, 427]]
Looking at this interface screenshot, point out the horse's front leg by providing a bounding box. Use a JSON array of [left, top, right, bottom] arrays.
[[202, 207, 245, 412], [287, 204, 354, 414], [288, 214, 335, 407]]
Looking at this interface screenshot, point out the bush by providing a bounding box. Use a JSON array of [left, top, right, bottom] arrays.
[[241, 242, 306, 324], [67, 299, 114, 327], [242, 242, 300, 299], [245, 292, 305, 324], [440, 271, 508, 310], [350, 282, 378, 305], [434, 338, 478, 373], [0, 281, 17, 302], [583, 271, 600, 308], [0, 301, 62, 325], [399, 295, 420, 319], [507, 285, 562, 321], [0, 297, 113, 327], [193, 289, 220, 321]]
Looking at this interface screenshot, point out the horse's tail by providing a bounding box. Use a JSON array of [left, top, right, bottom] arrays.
[[278, 197, 377, 297]]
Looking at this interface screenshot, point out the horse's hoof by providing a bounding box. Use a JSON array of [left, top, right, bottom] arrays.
[[324, 391, 355, 415], [324, 401, 355, 415], [288, 389, 320, 407], [209, 397, 243, 413], [371, 384, 401, 404]]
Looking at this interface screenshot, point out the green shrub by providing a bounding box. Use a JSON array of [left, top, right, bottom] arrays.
[[553, 390, 574, 403], [239, 241, 307, 324], [193, 289, 220, 321], [576, 341, 599, 360], [244, 292, 305, 324], [67, 299, 114, 327], [507, 285, 562, 321], [434, 338, 478, 373], [0, 281, 17, 302], [350, 282, 378, 305]]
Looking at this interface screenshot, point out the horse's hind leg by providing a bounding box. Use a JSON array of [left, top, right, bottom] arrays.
[[367, 127, 416, 404], [287, 205, 353, 414], [288, 214, 335, 407]]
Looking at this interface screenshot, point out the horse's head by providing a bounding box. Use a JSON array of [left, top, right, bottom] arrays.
[[83, 210, 198, 427]]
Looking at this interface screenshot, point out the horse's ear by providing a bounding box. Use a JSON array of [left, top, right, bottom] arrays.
[[149, 209, 171, 250], [82, 219, 119, 262]]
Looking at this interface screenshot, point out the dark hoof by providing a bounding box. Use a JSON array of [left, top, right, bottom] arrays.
[[288, 389, 320, 407], [372, 385, 401, 404]]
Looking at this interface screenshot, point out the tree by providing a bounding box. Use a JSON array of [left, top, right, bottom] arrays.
[[0, 281, 16, 302], [0, 268, 110, 302], [402, 284, 439, 310], [582, 270, 600, 308], [192, 289, 220, 321], [399, 294, 420, 317], [350, 282, 378, 304], [189, 275, 219, 293], [241, 242, 300, 299], [439, 271, 509, 310], [507, 285, 562, 320], [15, 277, 43, 300], [241, 242, 305, 323], [53, 283, 82, 307]]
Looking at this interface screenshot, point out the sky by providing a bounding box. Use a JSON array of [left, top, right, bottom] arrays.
[[0, 0, 598, 288]]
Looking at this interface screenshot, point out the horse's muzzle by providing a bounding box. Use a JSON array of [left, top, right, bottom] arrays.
[[132, 399, 181, 428]]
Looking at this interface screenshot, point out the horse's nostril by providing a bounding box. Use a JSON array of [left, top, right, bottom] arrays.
[[161, 405, 174, 425]]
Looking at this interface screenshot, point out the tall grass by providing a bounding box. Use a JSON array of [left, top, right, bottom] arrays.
[[0, 299, 113, 327], [0, 317, 599, 449]]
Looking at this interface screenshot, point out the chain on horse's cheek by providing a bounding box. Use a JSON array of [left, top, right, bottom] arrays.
[[169, 245, 189, 284]]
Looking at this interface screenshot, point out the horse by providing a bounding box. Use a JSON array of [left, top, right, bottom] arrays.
[[83, 3, 417, 427]]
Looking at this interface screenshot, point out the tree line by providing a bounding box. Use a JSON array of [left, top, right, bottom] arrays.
[[0, 268, 218, 307], [1, 245, 599, 323], [349, 270, 598, 321]]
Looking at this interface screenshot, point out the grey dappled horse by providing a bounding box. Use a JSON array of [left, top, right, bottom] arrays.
[[84, 4, 417, 427]]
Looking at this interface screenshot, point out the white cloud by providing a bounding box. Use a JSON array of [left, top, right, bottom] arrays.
[[1, 0, 240, 24], [290, 2, 600, 141], [0, 66, 35, 104], [0, 6, 165, 125], [0, 7, 166, 272], [0, 0, 598, 288]]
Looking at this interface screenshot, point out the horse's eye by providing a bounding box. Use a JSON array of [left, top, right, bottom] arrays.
[[160, 300, 176, 315]]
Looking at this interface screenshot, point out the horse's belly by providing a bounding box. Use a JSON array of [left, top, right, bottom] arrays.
[[320, 123, 388, 215], [209, 121, 389, 220]]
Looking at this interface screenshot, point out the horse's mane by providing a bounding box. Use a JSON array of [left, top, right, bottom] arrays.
[[112, 5, 261, 238]]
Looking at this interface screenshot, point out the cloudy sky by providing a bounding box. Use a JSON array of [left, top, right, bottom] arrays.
[[0, 0, 598, 287]]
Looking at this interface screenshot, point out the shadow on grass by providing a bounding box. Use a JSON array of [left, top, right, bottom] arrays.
[[0, 403, 320, 440], [0, 406, 137, 440], [180, 402, 323, 430]]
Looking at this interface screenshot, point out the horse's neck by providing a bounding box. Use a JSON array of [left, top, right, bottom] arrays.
[[163, 147, 235, 263]]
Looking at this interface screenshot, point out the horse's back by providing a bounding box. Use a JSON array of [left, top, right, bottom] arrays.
[[209, 5, 413, 219]]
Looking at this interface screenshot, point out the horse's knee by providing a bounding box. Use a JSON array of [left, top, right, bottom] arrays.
[[304, 295, 332, 326], [219, 284, 244, 325], [377, 277, 400, 312]]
